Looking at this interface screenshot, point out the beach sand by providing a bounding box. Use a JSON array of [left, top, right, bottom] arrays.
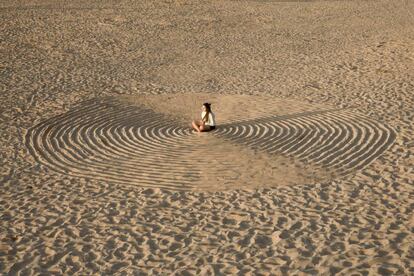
[[1, 0, 413, 274]]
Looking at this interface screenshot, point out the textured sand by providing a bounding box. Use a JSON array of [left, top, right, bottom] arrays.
[[1, 0, 413, 275]]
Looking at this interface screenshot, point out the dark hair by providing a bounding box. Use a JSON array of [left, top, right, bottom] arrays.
[[202, 103, 212, 122]]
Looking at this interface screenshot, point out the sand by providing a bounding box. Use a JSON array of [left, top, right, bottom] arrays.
[[1, 0, 413, 274]]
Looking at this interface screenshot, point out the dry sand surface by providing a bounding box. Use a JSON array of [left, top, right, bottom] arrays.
[[1, 0, 413, 274]]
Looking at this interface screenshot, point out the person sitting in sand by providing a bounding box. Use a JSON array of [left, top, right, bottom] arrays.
[[192, 102, 216, 132]]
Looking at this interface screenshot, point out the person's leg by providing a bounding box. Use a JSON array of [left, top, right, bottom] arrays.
[[198, 121, 208, 132], [192, 120, 201, 132], [200, 124, 211, 132]]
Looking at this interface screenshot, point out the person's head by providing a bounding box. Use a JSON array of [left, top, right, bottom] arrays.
[[202, 102, 211, 112]]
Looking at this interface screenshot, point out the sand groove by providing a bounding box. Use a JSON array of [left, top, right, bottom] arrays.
[[25, 98, 396, 190]]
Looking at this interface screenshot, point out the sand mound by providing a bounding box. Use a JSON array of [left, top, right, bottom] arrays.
[[24, 94, 395, 191]]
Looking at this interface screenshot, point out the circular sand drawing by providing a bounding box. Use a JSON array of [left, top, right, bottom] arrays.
[[25, 94, 396, 191]]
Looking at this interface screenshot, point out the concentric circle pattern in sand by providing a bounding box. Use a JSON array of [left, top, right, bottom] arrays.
[[215, 109, 396, 177], [25, 97, 396, 191]]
